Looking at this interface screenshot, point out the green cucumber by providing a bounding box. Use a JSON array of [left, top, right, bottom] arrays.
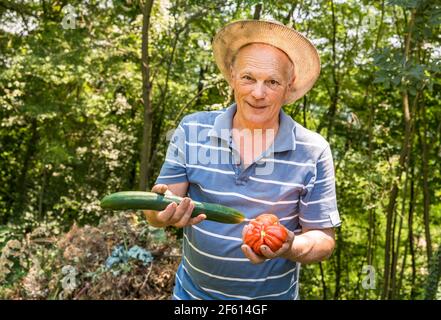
[[100, 191, 245, 224]]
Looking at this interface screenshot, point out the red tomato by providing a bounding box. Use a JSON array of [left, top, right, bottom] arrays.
[[255, 213, 279, 226], [243, 213, 288, 255]]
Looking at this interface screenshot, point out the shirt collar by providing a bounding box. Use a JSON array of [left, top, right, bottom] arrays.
[[208, 103, 297, 153]]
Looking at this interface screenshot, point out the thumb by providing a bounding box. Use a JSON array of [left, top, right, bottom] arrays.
[[151, 184, 168, 195]]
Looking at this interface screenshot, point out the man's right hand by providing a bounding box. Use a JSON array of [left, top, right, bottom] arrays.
[[143, 184, 206, 228]]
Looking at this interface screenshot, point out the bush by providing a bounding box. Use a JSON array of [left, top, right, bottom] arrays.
[[0, 212, 181, 300]]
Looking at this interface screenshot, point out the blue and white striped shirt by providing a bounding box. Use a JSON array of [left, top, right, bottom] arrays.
[[155, 103, 341, 300]]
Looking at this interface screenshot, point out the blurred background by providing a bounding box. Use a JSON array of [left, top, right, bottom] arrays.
[[0, 0, 440, 299]]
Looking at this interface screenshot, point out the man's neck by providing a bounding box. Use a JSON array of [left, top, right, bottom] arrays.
[[232, 113, 280, 136], [231, 112, 280, 168]]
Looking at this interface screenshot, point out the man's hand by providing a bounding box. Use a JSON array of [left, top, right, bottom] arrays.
[[240, 224, 295, 264], [143, 184, 206, 228], [241, 226, 336, 264]]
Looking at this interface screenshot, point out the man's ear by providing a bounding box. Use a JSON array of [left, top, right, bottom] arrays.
[[229, 65, 235, 83], [284, 74, 296, 104], [288, 74, 296, 91]]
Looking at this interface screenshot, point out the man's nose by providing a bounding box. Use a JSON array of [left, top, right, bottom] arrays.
[[251, 82, 266, 99]]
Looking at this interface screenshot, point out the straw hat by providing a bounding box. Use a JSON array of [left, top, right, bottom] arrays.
[[212, 20, 321, 104]]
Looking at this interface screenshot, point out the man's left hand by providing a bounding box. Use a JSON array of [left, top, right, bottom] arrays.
[[241, 225, 295, 264]]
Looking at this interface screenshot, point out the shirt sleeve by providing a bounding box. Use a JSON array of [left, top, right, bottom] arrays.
[[154, 120, 188, 185], [298, 144, 341, 229]]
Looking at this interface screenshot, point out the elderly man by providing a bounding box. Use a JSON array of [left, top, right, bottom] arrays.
[[145, 20, 341, 300]]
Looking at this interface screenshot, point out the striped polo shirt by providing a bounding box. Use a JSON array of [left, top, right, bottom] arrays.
[[155, 103, 341, 300]]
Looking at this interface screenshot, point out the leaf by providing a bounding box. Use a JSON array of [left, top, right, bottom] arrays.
[[391, 75, 401, 86], [105, 245, 153, 268], [127, 246, 153, 266], [148, 226, 167, 244]]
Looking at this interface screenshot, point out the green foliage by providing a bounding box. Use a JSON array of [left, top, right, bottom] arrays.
[[425, 246, 441, 299], [0, 0, 440, 300]]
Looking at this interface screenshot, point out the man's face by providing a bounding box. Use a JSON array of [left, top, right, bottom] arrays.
[[230, 43, 294, 127]]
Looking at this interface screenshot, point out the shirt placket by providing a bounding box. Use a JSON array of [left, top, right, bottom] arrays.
[[229, 134, 246, 185], [229, 134, 260, 185]]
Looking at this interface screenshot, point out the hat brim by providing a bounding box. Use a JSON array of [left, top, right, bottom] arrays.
[[212, 20, 321, 105]]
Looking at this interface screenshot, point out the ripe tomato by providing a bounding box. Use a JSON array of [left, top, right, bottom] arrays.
[[243, 213, 288, 255], [255, 213, 279, 226]]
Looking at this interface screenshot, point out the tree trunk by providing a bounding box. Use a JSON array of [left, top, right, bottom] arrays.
[[302, 95, 308, 128], [253, 3, 262, 20], [38, 167, 47, 220], [146, 8, 214, 188], [391, 164, 409, 298], [315, 0, 342, 141], [382, 8, 416, 300], [283, 2, 297, 27], [333, 228, 342, 299], [419, 100, 433, 263], [195, 65, 207, 106], [326, 0, 339, 141], [365, 3, 384, 296], [391, 89, 418, 299], [232, 0, 243, 19], [138, 0, 154, 191], [319, 262, 327, 300], [408, 157, 417, 299], [367, 95, 376, 270], [150, 23, 184, 162], [396, 239, 408, 299], [383, 91, 417, 299], [10, 118, 39, 223]]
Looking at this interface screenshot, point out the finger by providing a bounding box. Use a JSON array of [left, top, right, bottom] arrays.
[[285, 229, 295, 243], [260, 245, 278, 259], [241, 244, 257, 262], [151, 184, 168, 194], [156, 202, 177, 223], [188, 213, 207, 226], [242, 223, 257, 240], [279, 241, 293, 254], [164, 189, 174, 197], [261, 240, 292, 259], [241, 244, 266, 264], [173, 201, 195, 228], [169, 197, 191, 225], [241, 224, 250, 239]]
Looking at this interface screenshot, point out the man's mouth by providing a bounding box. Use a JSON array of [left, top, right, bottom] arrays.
[[246, 102, 268, 109]]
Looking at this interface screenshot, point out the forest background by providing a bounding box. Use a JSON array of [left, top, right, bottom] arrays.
[[0, 0, 440, 300]]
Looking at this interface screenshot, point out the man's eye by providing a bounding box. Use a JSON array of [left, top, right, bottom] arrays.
[[269, 80, 279, 86], [242, 75, 253, 80]]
